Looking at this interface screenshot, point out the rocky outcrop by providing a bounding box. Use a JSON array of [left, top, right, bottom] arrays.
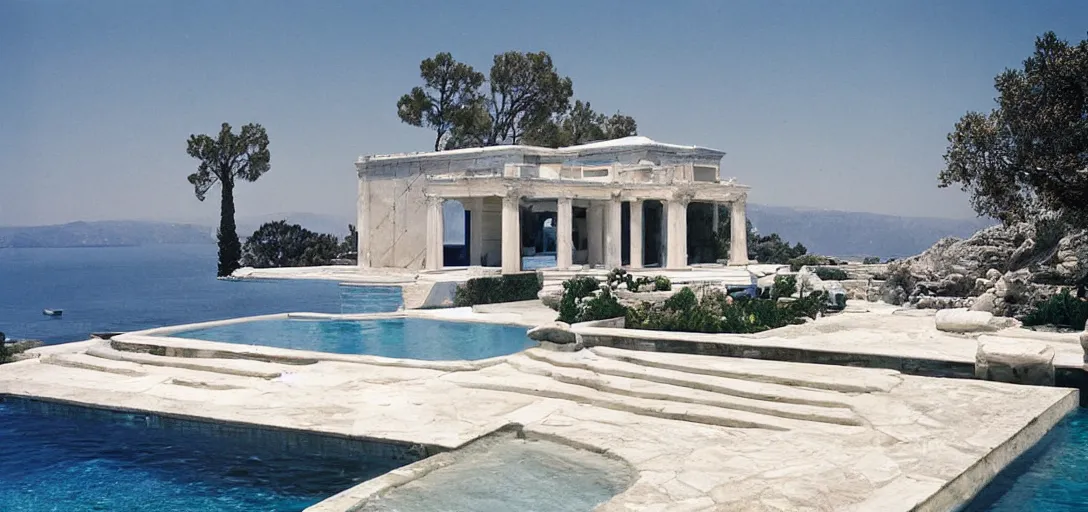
[[881, 221, 1087, 317]]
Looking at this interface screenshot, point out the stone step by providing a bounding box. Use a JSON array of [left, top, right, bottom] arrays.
[[445, 364, 861, 433], [40, 352, 149, 377], [588, 346, 902, 393], [86, 345, 283, 379], [524, 349, 854, 409], [505, 354, 863, 426]]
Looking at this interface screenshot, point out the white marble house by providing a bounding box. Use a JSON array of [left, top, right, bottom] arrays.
[[354, 136, 750, 274]]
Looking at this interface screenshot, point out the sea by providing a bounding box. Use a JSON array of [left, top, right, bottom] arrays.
[[0, 244, 399, 345]]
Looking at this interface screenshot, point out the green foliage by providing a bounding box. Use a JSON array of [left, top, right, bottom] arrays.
[[863, 256, 881, 264], [938, 32, 1088, 226], [604, 268, 669, 292], [1022, 289, 1088, 329], [398, 51, 636, 149], [557, 276, 604, 323], [626, 288, 830, 334], [0, 332, 9, 364], [241, 221, 341, 268], [814, 267, 849, 281], [396, 52, 487, 151], [187, 122, 271, 277], [522, 100, 638, 148], [453, 272, 542, 307], [341, 224, 358, 257], [772, 275, 797, 299], [576, 288, 628, 323], [653, 276, 672, 292], [789, 254, 832, 272]]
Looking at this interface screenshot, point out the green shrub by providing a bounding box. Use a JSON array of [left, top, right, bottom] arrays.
[[605, 268, 670, 292], [814, 267, 849, 281], [0, 332, 9, 364], [558, 276, 604, 323], [653, 276, 672, 292], [1022, 289, 1088, 329], [771, 275, 797, 299], [577, 288, 628, 323], [788, 254, 831, 272], [453, 272, 542, 307], [862, 256, 881, 264], [625, 287, 829, 334]]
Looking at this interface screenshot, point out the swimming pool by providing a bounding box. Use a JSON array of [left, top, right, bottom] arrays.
[[0, 397, 418, 512], [964, 408, 1088, 511], [357, 435, 633, 511], [167, 317, 537, 360]]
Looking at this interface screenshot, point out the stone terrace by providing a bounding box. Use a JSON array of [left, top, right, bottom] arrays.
[[0, 320, 1077, 511]]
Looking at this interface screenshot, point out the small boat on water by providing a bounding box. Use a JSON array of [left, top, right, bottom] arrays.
[[42, 309, 63, 317]]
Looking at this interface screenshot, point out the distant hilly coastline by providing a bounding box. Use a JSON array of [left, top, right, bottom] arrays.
[[0, 221, 214, 248], [1, 206, 995, 258]]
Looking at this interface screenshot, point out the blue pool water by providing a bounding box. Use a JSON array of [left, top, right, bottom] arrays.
[[0, 398, 414, 512], [169, 317, 537, 360], [0, 245, 402, 344], [964, 408, 1088, 511]]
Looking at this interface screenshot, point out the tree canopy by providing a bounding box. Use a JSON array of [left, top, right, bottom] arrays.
[[186, 122, 271, 277], [938, 31, 1088, 227], [241, 221, 342, 269], [398, 51, 636, 150]]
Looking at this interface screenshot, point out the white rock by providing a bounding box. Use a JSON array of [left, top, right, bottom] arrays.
[[527, 322, 576, 344], [975, 336, 1055, 386], [934, 308, 1019, 333], [969, 293, 997, 314]]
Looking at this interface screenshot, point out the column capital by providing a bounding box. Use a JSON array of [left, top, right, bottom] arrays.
[[425, 194, 444, 207], [503, 184, 523, 201], [671, 188, 695, 206]]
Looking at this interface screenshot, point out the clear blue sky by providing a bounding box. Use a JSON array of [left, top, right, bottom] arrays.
[[2, 0, 1086, 226]]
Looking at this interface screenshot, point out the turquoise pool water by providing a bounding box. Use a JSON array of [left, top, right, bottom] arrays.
[[964, 408, 1088, 511], [0, 397, 416, 512], [169, 317, 537, 360]]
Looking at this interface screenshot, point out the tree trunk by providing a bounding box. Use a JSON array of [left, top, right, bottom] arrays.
[[217, 178, 241, 277]]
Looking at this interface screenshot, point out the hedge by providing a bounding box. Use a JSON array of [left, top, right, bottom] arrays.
[[453, 272, 542, 307]]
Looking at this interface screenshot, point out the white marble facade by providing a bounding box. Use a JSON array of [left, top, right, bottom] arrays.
[[354, 136, 749, 273]]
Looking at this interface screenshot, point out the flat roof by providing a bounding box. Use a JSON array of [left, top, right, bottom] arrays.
[[358, 136, 725, 163]]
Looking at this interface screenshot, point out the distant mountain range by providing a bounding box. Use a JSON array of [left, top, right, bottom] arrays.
[[1, 206, 994, 258], [0, 221, 214, 248], [745, 204, 995, 259]]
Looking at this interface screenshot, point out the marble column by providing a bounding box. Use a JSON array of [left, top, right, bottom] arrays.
[[356, 177, 369, 268], [469, 197, 484, 266], [501, 192, 521, 274], [604, 196, 623, 269], [665, 196, 689, 269], [587, 202, 603, 266], [628, 200, 644, 269], [556, 196, 573, 269], [729, 196, 749, 265], [425, 196, 444, 271]]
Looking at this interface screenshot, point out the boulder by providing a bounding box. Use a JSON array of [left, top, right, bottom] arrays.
[[1081, 328, 1088, 364], [538, 287, 563, 311], [975, 336, 1055, 386], [994, 269, 1033, 301], [526, 322, 577, 345], [969, 292, 997, 314], [935, 308, 1019, 333]]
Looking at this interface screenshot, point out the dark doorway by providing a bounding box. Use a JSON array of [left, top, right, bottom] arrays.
[[643, 201, 663, 267]]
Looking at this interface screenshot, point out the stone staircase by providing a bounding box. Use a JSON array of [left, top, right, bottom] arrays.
[[443, 347, 900, 432]]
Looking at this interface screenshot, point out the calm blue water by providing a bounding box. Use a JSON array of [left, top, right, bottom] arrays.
[[965, 409, 1088, 511], [0, 245, 401, 344], [170, 318, 536, 360], [0, 398, 410, 512]]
